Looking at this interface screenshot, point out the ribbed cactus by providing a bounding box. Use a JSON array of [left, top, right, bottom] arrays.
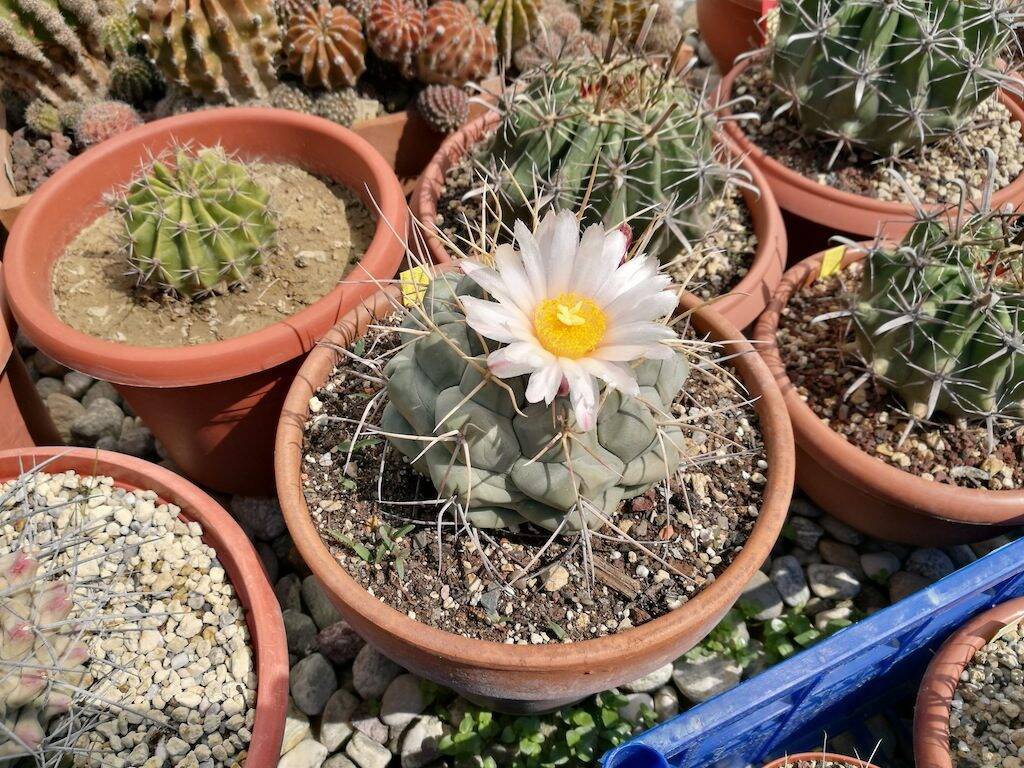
[[115, 146, 277, 298], [769, 0, 1022, 158], [479, 0, 540, 64], [283, 0, 366, 90], [575, 0, 645, 41], [137, 0, 282, 104], [483, 54, 726, 261], [382, 272, 687, 531], [852, 173, 1024, 426]]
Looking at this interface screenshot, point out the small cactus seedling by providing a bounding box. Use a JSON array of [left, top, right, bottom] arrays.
[[73, 100, 142, 147], [769, 0, 1024, 160], [115, 146, 277, 298], [23, 100, 61, 136]]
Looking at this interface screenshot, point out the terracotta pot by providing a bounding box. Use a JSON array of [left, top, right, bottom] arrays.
[[753, 246, 1024, 545], [718, 57, 1024, 259], [914, 597, 1024, 768], [696, 0, 765, 72], [275, 279, 795, 713], [2, 108, 407, 495], [0, 446, 288, 766], [0, 262, 61, 449], [410, 112, 789, 330], [762, 753, 881, 768]]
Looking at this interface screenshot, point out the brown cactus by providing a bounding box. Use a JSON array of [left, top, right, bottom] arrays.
[[284, 0, 366, 90], [417, 0, 497, 86]]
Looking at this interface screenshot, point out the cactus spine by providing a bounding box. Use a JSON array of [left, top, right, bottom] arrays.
[[116, 146, 277, 298], [479, 0, 541, 64]]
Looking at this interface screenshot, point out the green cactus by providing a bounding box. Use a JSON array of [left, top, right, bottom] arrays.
[[482, 54, 727, 261], [23, 99, 61, 135], [115, 146, 277, 298], [109, 55, 163, 105], [381, 272, 687, 531], [769, 0, 1022, 158], [852, 172, 1024, 427], [574, 0, 646, 42], [479, 0, 541, 64]]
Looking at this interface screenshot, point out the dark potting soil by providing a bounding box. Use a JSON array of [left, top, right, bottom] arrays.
[[301, 317, 768, 644], [776, 263, 1024, 490]]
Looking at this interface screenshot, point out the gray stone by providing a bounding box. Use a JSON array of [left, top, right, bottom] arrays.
[[325, 756, 358, 768], [769, 555, 809, 607], [352, 644, 403, 700], [820, 515, 862, 545], [318, 620, 365, 665], [283, 609, 318, 657], [62, 371, 94, 399], [278, 739, 328, 768], [971, 535, 1014, 558], [230, 496, 286, 541], [622, 662, 673, 693], [788, 516, 824, 550], [807, 564, 861, 600], [672, 652, 743, 703], [889, 570, 931, 602], [814, 605, 853, 631], [617, 693, 653, 725], [289, 653, 337, 716], [381, 674, 427, 730], [35, 377, 64, 399], [117, 418, 155, 457], [32, 351, 68, 378], [854, 583, 889, 614], [351, 704, 389, 744], [861, 552, 901, 584], [346, 732, 391, 768], [302, 575, 343, 630], [738, 570, 783, 620], [818, 540, 863, 577], [789, 546, 822, 566], [320, 688, 359, 751], [281, 701, 311, 754], [943, 544, 978, 569], [276, 574, 303, 613], [400, 715, 446, 768], [46, 392, 86, 442], [653, 685, 679, 720], [70, 398, 124, 445], [789, 496, 823, 518], [82, 380, 122, 408], [906, 548, 956, 581]]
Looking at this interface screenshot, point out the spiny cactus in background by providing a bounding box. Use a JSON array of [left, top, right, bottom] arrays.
[[274, 0, 310, 22], [115, 146, 277, 298], [417, 0, 498, 85], [479, 0, 540, 64], [382, 272, 687, 531], [316, 89, 360, 125], [109, 55, 163, 105], [512, 0, 600, 70], [851, 170, 1024, 434], [74, 100, 142, 148], [284, 1, 367, 90], [270, 82, 316, 112], [342, 0, 373, 22], [0, 0, 111, 105], [483, 53, 728, 261], [23, 100, 61, 136], [99, 11, 139, 56], [574, 0, 645, 42], [137, 0, 282, 104], [365, 0, 425, 79], [769, 0, 1024, 160], [416, 84, 469, 133]]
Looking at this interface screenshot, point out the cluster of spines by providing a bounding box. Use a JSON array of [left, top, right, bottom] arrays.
[[284, 0, 367, 90]]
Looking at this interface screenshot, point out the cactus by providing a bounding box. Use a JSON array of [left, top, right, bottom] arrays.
[[416, 84, 468, 133], [482, 53, 727, 261], [417, 0, 497, 86], [137, 0, 282, 104], [365, 0, 425, 79], [99, 11, 138, 56], [769, 0, 1023, 159], [8, 129, 73, 194], [274, 0, 310, 21], [284, 0, 366, 90], [381, 271, 687, 531], [316, 89, 360, 125], [23, 99, 61, 136], [114, 146, 277, 298], [575, 0, 645, 42], [108, 55, 163, 105], [512, 2, 599, 70], [270, 82, 316, 112], [73, 100, 142, 147], [479, 0, 540, 64]]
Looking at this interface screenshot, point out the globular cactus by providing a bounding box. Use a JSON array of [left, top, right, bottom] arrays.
[[115, 146, 277, 298], [316, 89, 360, 125], [341, 0, 373, 22], [479, 0, 540, 64], [108, 55, 163, 105], [382, 272, 687, 531], [512, 2, 599, 70], [137, 0, 282, 104], [99, 11, 139, 56], [483, 54, 727, 261], [852, 175, 1024, 428], [58, 99, 90, 133], [284, 1, 366, 90], [417, 0, 497, 86], [365, 0, 425, 79], [575, 0, 645, 42], [274, 0, 310, 22], [416, 83, 468, 133], [73, 100, 142, 148], [769, 0, 1022, 159], [270, 82, 316, 112], [23, 100, 61, 136]]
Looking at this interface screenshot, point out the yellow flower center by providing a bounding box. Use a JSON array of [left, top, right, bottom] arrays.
[[533, 292, 607, 359]]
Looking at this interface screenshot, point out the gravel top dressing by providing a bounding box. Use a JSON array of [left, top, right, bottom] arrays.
[[0, 469, 257, 768], [776, 264, 1024, 490], [950, 621, 1024, 767], [52, 162, 375, 347], [733, 63, 1024, 205], [300, 316, 767, 644]]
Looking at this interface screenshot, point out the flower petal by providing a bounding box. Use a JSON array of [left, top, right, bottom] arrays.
[[579, 358, 640, 396], [561, 359, 598, 431], [602, 320, 677, 347], [605, 284, 678, 325], [593, 342, 674, 361], [461, 295, 532, 344], [461, 255, 533, 316], [545, 210, 582, 295], [516, 217, 548, 299], [593, 255, 660, 306], [574, 224, 623, 297], [493, 243, 537, 311], [487, 341, 551, 379], [526, 361, 563, 405]]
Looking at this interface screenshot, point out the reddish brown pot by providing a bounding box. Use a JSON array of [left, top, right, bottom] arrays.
[[753, 246, 1024, 545], [697, 0, 766, 71], [410, 112, 789, 330], [2, 108, 407, 495], [914, 597, 1024, 768], [275, 279, 794, 713], [762, 754, 881, 768], [718, 58, 1024, 259], [0, 262, 60, 449], [0, 446, 288, 766]]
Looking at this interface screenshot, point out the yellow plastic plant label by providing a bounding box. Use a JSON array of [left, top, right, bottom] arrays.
[[400, 266, 430, 307], [819, 246, 846, 280]]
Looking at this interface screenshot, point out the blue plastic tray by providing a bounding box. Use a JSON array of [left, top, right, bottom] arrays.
[[602, 534, 1024, 768]]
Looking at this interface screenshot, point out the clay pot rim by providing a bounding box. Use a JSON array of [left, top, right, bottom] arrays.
[[0, 446, 288, 766], [2, 107, 408, 388], [718, 57, 1024, 223], [275, 277, 795, 670], [410, 111, 788, 327], [913, 597, 1024, 768], [0, 264, 12, 372], [752, 246, 1024, 523], [761, 752, 882, 768]]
